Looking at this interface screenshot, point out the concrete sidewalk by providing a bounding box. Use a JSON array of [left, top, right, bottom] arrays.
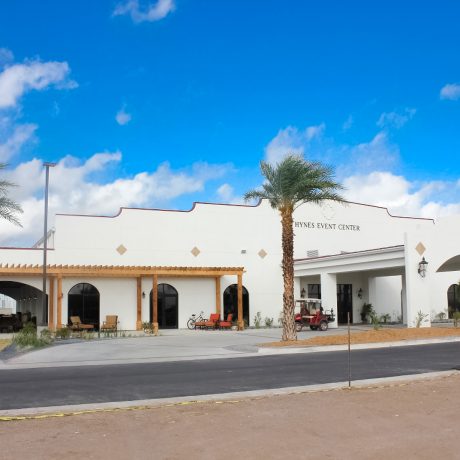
[[2, 326, 460, 370]]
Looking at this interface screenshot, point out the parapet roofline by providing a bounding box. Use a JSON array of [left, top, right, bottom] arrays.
[[294, 245, 405, 263], [54, 199, 435, 222]]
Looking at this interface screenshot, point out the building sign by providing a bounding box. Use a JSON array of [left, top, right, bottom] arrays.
[[294, 221, 361, 231]]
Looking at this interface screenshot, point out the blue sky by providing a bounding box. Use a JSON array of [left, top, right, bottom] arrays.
[[0, 0, 459, 245]]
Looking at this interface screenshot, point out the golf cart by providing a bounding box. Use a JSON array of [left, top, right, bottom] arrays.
[[294, 298, 335, 332]]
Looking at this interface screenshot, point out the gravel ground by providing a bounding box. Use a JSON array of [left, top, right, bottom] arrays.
[[1, 373, 459, 460]]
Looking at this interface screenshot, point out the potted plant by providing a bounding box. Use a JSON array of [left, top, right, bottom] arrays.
[[360, 303, 374, 323]]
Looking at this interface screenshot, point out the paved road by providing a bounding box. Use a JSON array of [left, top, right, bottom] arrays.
[[1, 342, 459, 410]]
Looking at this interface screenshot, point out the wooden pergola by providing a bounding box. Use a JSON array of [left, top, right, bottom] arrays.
[[0, 264, 245, 330]]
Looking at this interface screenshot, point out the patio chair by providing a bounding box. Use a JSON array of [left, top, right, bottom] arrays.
[[203, 313, 220, 329], [219, 314, 233, 329], [100, 315, 118, 334], [69, 316, 94, 331]]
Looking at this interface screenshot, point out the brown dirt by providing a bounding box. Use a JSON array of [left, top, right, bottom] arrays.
[[261, 326, 460, 347], [0, 339, 10, 351], [1, 373, 459, 459]]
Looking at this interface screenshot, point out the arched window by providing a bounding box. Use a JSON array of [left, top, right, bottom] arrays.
[[150, 283, 178, 329], [68, 283, 100, 328], [223, 284, 249, 326], [447, 284, 460, 319]]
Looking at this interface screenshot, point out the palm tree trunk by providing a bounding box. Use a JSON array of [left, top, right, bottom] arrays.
[[281, 208, 297, 341]]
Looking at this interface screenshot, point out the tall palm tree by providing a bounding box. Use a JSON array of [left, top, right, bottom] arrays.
[[0, 163, 23, 227], [244, 154, 343, 341]]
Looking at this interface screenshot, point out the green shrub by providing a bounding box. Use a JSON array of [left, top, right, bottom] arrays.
[[360, 303, 374, 323], [254, 312, 262, 329], [13, 323, 53, 348], [415, 310, 429, 328], [435, 311, 447, 321], [55, 327, 71, 339], [264, 317, 274, 328], [380, 313, 391, 324], [453, 312, 460, 328], [369, 312, 381, 330]]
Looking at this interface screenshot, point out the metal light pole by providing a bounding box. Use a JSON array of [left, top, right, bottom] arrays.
[[42, 162, 56, 327]]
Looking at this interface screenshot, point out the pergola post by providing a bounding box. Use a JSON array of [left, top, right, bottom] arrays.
[[215, 276, 221, 318], [152, 274, 158, 335], [237, 272, 243, 330], [136, 277, 142, 330], [57, 275, 62, 328], [48, 277, 55, 330]]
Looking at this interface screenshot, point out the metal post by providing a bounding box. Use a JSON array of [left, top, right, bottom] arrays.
[[347, 311, 351, 388], [42, 162, 56, 328]]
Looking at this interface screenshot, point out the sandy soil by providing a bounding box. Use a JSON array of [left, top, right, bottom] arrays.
[[1, 373, 460, 460], [0, 339, 10, 351], [261, 326, 460, 347]]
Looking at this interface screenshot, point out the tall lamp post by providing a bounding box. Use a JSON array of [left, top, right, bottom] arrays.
[[42, 162, 56, 327]]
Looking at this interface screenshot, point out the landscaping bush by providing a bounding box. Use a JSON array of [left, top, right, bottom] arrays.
[[13, 323, 53, 348], [453, 312, 460, 328], [254, 312, 262, 328], [264, 317, 274, 328], [415, 310, 429, 328], [55, 327, 71, 339]]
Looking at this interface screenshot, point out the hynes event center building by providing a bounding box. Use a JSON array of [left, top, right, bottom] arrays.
[[0, 199, 459, 331]]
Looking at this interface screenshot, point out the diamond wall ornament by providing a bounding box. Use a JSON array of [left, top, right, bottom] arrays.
[[258, 249, 267, 259], [191, 246, 201, 257], [415, 242, 426, 256], [116, 244, 127, 255]]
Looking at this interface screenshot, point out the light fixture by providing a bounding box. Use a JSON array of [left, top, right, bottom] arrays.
[[300, 288, 306, 298], [418, 257, 428, 278], [357, 288, 363, 299], [142, 291, 146, 299]]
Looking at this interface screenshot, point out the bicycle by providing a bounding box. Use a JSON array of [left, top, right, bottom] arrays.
[[187, 311, 205, 330]]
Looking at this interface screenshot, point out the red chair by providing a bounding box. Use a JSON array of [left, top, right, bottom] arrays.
[[204, 313, 220, 329], [219, 314, 233, 329]]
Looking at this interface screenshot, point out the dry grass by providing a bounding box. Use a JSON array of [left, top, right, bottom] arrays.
[[0, 339, 11, 352], [261, 327, 460, 348]]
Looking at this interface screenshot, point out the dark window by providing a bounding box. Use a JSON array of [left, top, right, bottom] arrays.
[[337, 284, 353, 323], [308, 284, 321, 299], [448, 284, 460, 319], [223, 285, 249, 326], [68, 283, 100, 329], [150, 284, 178, 329]]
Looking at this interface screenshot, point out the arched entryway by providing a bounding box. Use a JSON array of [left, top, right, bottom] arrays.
[[0, 281, 47, 330], [150, 283, 178, 329], [447, 284, 460, 318], [68, 283, 100, 329], [223, 284, 249, 326]]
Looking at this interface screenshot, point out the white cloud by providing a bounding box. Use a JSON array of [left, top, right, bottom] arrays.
[[440, 83, 460, 101], [264, 123, 325, 164], [115, 107, 132, 125], [343, 171, 460, 218], [377, 108, 416, 129], [342, 115, 353, 131], [0, 48, 14, 67], [0, 122, 37, 161], [0, 153, 231, 245], [0, 59, 76, 109], [215, 183, 243, 204], [113, 0, 175, 23], [342, 131, 399, 173]]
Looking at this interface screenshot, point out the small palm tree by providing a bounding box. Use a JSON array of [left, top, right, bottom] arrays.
[[244, 154, 343, 341], [0, 163, 23, 226]]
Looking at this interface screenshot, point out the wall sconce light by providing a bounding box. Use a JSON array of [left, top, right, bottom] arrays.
[[142, 291, 146, 299], [300, 288, 306, 298], [418, 257, 428, 278], [357, 288, 363, 299]]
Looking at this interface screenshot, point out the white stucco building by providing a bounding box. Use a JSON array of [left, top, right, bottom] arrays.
[[0, 199, 459, 331]]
